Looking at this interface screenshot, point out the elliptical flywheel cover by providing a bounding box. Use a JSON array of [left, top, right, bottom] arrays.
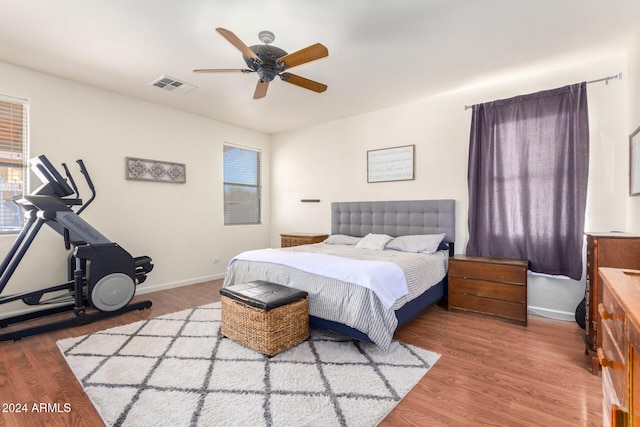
[[90, 272, 135, 312]]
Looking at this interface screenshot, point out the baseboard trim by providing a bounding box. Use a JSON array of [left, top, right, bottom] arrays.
[[527, 305, 575, 322], [0, 274, 225, 321], [135, 273, 225, 295]]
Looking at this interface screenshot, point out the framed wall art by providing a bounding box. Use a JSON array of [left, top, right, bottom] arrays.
[[367, 144, 415, 183], [126, 157, 186, 183], [631, 127, 640, 196]]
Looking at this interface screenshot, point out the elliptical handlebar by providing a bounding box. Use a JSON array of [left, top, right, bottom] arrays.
[[76, 160, 94, 191], [61, 162, 80, 200], [75, 159, 96, 215], [54, 159, 96, 242]]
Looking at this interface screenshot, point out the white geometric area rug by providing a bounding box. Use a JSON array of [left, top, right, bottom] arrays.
[[57, 302, 440, 427]]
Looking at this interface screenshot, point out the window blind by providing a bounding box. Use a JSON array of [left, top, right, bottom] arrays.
[[223, 144, 261, 225], [0, 95, 27, 233]]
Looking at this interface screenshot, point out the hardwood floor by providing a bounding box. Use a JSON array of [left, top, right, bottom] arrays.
[[0, 280, 602, 426]]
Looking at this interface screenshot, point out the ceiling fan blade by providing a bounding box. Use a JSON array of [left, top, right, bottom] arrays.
[[253, 80, 269, 99], [280, 73, 327, 93], [216, 27, 260, 61], [193, 68, 254, 73], [278, 43, 328, 69]]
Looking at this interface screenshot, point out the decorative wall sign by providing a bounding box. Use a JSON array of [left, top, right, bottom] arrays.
[[367, 145, 415, 183], [631, 126, 640, 196], [125, 157, 186, 183]]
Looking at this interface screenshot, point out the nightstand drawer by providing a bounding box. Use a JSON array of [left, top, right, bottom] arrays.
[[449, 277, 526, 303], [289, 237, 305, 246], [448, 293, 526, 322], [449, 260, 526, 285]]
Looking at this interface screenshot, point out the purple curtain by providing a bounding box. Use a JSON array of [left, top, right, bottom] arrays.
[[466, 83, 589, 280]]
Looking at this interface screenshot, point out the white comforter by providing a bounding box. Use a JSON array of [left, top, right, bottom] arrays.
[[229, 248, 407, 309]]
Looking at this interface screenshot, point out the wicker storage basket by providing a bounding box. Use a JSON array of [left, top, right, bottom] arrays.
[[221, 294, 309, 356]]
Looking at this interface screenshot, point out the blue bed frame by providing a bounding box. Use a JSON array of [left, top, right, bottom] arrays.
[[309, 199, 456, 342]]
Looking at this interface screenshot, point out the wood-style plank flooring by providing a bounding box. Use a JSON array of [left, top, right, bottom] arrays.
[[0, 280, 602, 426]]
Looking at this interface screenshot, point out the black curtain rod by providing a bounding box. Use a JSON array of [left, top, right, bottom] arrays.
[[464, 72, 622, 110]]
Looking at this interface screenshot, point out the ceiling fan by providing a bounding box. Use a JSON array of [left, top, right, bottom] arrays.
[[194, 27, 328, 99]]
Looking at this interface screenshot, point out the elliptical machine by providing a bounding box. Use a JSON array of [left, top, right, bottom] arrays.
[[0, 155, 153, 341]]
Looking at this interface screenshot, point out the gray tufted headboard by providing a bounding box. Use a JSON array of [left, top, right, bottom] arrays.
[[331, 199, 455, 243]]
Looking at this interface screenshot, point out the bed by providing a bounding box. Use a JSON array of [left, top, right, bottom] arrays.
[[222, 199, 455, 350]]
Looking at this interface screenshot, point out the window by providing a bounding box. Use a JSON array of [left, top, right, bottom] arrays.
[[0, 95, 28, 234], [223, 144, 261, 225]]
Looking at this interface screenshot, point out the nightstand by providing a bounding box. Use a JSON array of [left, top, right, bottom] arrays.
[[280, 233, 328, 248], [448, 255, 528, 326]]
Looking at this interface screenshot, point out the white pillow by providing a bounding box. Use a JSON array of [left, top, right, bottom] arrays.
[[386, 233, 446, 254], [355, 233, 393, 250], [324, 234, 363, 245]]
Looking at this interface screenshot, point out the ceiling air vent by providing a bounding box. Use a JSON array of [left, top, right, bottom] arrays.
[[150, 76, 197, 94]]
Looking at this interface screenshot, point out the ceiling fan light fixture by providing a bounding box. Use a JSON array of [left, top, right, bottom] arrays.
[[258, 30, 275, 44]]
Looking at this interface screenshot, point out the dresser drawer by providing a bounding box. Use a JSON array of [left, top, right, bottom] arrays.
[[600, 274, 629, 411], [449, 277, 526, 303], [600, 320, 628, 408], [632, 345, 640, 426], [599, 268, 640, 426], [601, 284, 626, 356], [449, 260, 526, 285], [602, 367, 627, 427]]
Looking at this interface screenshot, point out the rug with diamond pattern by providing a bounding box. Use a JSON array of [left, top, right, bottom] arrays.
[[56, 302, 440, 427]]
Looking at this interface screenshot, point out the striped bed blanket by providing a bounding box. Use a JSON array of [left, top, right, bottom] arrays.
[[223, 243, 448, 350], [229, 248, 408, 309]]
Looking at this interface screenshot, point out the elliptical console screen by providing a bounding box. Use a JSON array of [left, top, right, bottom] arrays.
[[30, 155, 74, 197]]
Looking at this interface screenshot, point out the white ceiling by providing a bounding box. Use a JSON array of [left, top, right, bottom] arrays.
[[1, 0, 639, 134]]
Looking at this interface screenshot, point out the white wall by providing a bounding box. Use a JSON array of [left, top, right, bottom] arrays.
[[271, 54, 631, 321], [0, 61, 271, 316], [628, 30, 640, 233]]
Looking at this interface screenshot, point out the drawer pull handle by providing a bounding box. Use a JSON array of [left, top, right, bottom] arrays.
[[598, 303, 624, 321], [597, 348, 624, 370]]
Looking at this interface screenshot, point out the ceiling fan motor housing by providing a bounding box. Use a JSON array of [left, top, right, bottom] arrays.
[[244, 44, 289, 82]]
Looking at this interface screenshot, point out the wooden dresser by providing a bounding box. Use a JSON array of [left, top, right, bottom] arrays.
[[585, 233, 640, 356], [448, 255, 528, 326], [280, 232, 328, 248], [599, 267, 640, 426]]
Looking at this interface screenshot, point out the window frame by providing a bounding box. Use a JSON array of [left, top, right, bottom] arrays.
[[223, 143, 262, 226]]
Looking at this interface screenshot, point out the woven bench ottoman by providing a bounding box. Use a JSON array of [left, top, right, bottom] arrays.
[[219, 280, 309, 356]]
